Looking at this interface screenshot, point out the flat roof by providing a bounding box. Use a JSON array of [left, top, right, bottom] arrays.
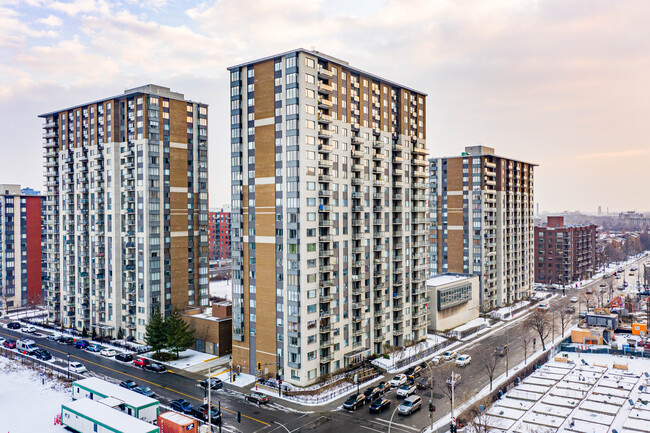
[[227, 48, 427, 96], [62, 398, 159, 433], [427, 273, 477, 287], [429, 151, 538, 167], [74, 377, 158, 408], [159, 410, 195, 425]]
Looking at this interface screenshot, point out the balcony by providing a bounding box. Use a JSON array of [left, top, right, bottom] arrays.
[[318, 98, 333, 109], [318, 66, 334, 79], [318, 82, 333, 94]]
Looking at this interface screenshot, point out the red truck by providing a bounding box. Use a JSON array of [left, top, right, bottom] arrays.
[[158, 411, 197, 433]]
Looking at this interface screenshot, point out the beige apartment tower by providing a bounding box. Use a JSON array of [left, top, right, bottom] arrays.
[[39, 85, 209, 341], [429, 146, 536, 311], [229, 49, 428, 386]]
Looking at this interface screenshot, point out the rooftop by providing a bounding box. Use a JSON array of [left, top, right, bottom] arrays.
[[63, 398, 158, 433], [427, 273, 477, 287], [74, 377, 158, 408], [430, 145, 538, 167]]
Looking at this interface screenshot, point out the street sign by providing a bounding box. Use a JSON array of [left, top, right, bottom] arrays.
[[204, 397, 208, 404]]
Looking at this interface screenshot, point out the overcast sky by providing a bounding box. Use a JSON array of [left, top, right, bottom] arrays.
[[2, 0, 649, 213]]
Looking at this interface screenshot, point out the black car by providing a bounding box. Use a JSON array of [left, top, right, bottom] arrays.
[[115, 353, 133, 363], [376, 381, 390, 394], [200, 378, 223, 390], [144, 363, 166, 373], [120, 380, 138, 390], [59, 336, 74, 345], [34, 349, 53, 361], [7, 322, 20, 330], [363, 386, 381, 401], [416, 377, 432, 390], [170, 399, 194, 415], [369, 398, 391, 413], [404, 367, 415, 377], [193, 404, 221, 423]]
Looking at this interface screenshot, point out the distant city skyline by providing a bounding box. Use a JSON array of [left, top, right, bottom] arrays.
[[1, 0, 649, 213]]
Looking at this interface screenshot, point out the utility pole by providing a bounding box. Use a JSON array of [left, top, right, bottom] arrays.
[[208, 364, 211, 432], [450, 370, 456, 429], [505, 329, 509, 377], [425, 360, 435, 430]]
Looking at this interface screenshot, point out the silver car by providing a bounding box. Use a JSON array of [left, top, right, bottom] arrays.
[[398, 395, 422, 415]]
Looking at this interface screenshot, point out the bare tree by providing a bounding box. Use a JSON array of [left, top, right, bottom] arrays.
[[554, 299, 573, 338], [466, 396, 495, 433], [478, 350, 499, 391], [522, 331, 531, 364], [433, 363, 466, 409], [525, 309, 552, 351]]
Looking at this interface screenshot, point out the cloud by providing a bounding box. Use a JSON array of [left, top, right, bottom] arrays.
[[37, 14, 63, 27], [48, 0, 110, 16], [574, 149, 650, 160]]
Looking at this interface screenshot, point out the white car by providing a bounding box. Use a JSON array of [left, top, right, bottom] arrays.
[[431, 355, 442, 365], [389, 374, 407, 388], [570, 296, 578, 303], [396, 383, 417, 397], [441, 351, 457, 361], [23, 325, 36, 333], [456, 355, 472, 367], [100, 348, 117, 357], [69, 362, 88, 374]]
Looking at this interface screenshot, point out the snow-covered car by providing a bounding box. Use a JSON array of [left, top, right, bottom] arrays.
[[22, 325, 36, 334], [100, 348, 117, 357], [388, 374, 407, 388], [431, 355, 442, 365], [69, 362, 87, 374], [570, 296, 578, 303], [455, 355, 472, 367], [441, 351, 457, 361], [396, 384, 417, 398]]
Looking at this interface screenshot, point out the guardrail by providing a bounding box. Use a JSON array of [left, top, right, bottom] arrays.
[[0, 346, 84, 382]]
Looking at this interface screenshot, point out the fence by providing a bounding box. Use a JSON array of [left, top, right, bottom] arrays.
[[391, 339, 455, 371], [0, 346, 84, 383], [559, 344, 650, 358]]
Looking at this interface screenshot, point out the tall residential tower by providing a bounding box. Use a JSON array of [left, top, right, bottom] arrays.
[[229, 49, 428, 386], [429, 146, 536, 311], [40, 85, 209, 341]]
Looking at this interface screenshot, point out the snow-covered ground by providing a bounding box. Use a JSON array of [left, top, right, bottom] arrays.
[[0, 356, 69, 433], [371, 333, 450, 372], [213, 369, 257, 387], [144, 348, 218, 369], [210, 279, 232, 300]]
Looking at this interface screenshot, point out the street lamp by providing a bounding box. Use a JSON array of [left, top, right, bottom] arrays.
[[387, 404, 401, 433]]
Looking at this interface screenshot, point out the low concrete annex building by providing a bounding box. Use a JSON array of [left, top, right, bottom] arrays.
[[426, 273, 480, 332]]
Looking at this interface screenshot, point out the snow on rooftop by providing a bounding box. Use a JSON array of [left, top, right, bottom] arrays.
[[426, 273, 475, 286], [74, 377, 158, 408], [63, 398, 158, 433], [159, 410, 194, 424]]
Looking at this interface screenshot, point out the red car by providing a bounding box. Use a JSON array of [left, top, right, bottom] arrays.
[[134, 358, 150, 368], [3, 339, 17, 349]]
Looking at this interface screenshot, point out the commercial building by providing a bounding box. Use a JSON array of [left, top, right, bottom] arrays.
[[0, 184, 44, 311], [182, 301, 232, 356], [534, 216, 597, 285], [228, 49, 428, 386], [429, 145, 536, 311], [426, 273, 479, 332], [39, 85, 209, 341], [209, 206, 231, 261]]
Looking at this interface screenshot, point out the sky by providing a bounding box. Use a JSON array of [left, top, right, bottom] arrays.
[[1, 0, 649, 214]]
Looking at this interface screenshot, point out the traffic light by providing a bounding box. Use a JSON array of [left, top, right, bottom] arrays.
[[429, 402, 435, 412], [237, 411, 241, 423], [257, 362, 261, 371], [450, 423, 457, 433]]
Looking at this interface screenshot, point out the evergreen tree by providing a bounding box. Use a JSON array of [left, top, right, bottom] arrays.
[[145, 308, 166, 354], [165, 310, 195, 359]]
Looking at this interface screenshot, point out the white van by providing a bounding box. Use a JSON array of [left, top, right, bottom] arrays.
[[538, 302, 550, 311], [16, 339, 39, 354]]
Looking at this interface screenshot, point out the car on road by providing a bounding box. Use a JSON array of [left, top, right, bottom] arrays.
[[34, 349, 52, 361], [570, 296, 578, 303], [416, 377, 432, 390], [343, 394, 366, 410], [115, 353, 133, 363], [389, 374, 408, 388], [431, 355, 443, 365], [47, 334, 62, 342], [133, 358, 150, 368], [59, 336, 74, 345], [538, 302, 550, 310], [396, 383, 417, 398], [100, 348, 117, 357], [495, 345, 509, 357], [246, 392, 270, 404], [120, 380, 138, 390], [74, 340, 90, 349], [456, 355, 472, 367], [407, 365, 423, 379], [369, 398, 391, 414], [363, 386, 381, 402], [398, 395, 422, 415], [193, 404, 221, 423], [200, 378, 223, 390], [87, 344, 102, 353], [22, 325, 36, 334], [566, 305, 576, 314], [170, 399, 194, 414], [69, 362, 87, 374], [442, 351, 457, 361], [7, 322, 21, 330], [133, 386, 154, 398], [3, 339, 16, 349], [17, 339, 39, 354], [0, 337, 5, 345], [145, 363, 166, 373], [588, 288, 595, 294]]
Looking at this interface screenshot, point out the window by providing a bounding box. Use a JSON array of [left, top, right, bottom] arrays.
[[305, 73, 315, 84], [305, 57, 315, 68]]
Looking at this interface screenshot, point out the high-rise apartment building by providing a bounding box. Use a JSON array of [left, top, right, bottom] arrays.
[[208, 206, 232, 261], [39, 85, 209, 340], [0, 184, 44, 311], [228, 49, 428, 386], [429, 146, 536, 311], [534, 216, 597, 285]]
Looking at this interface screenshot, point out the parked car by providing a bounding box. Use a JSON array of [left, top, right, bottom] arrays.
[[343, 394, 366, 410], [407, 366, 423, 379], [495, 345, 509, 357], [416, 377, 432, 390], [398, 395, 422, 415], [34, 349, 52, 361], [59, 336, 74, 345], [538, 302, 550, 310], [431, 355, 443, 365], [396, 383, 417, 398], [0, 337, 4, 345], [570, 296, 578, 303], [133, 386, 154, 398], [145, 363, 166, 373], [119, 380, 138, 390], [3, 339, 16, 349], [87, 344, 102, 352], [456, 355, 472, 367], [69, 362, 87, 374], [193, 404, 221, 423], [376, 381, 390, 394], [587, 288, 594, 294], [133, 357, 150, 368], [246, 392, 270, 404], [74, 340, 90, 349], [100, 348, 117, 357], [115, 353, 133, 363], [566, 305, 576, 314], [200, 378, 223, 390], [389, 374, 408, 388], [47, 334, 61, 342], [22, 325, 36, 334], [7, 322, 21, 330], [16, 339, 39, 354], [369, 398, 391, 414], [441, 351, 457, 361], [170, 399, 194, 415], [404, 367, 415, 377], [363, 386, 381, 402]]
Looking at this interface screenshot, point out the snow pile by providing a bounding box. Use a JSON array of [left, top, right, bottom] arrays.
[[209, 279, 232, 300], [371, 333, 451, 372]]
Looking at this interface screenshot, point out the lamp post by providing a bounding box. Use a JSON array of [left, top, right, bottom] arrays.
[[272, 421, 291, 433], [450, 370, 457, 429], [387, 404, 400, 433], [67, 353, 70, 380]]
